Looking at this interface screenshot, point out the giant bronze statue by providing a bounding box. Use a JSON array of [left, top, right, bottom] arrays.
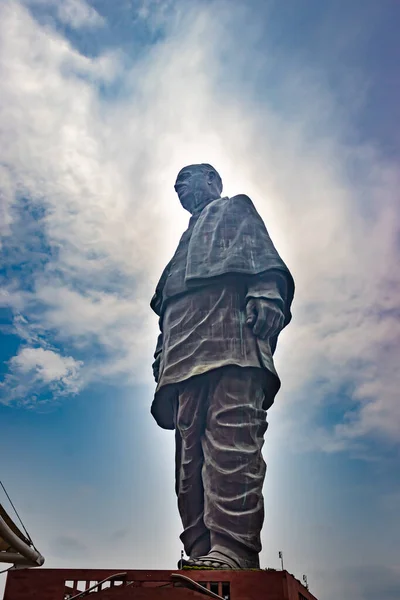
[[150, 164, 294, 570]]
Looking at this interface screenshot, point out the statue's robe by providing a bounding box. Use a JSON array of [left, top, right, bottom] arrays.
[[150, 194, 294, 564], [150, 194, 294, 430]]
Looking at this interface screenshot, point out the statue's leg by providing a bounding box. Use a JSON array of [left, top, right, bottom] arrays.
[[175, 376, 211, 559], [201, 366, 268, 569]]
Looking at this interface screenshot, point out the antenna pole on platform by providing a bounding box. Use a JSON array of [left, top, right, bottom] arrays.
[[278, 551, 284, 571], [179, 550, 184, 570], [303, 574, 309, 590]]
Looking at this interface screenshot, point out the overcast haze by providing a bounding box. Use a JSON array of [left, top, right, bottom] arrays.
[[1, 1, 400, 599]]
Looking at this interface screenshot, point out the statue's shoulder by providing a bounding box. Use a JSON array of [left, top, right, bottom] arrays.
[[228, 194, 259, 215], [230, 193, 254, 206]]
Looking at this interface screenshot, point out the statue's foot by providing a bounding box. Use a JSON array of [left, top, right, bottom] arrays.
[[179, 550, 241, 570]]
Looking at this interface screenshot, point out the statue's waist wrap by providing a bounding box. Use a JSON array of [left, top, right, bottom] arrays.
[[151, 280, 281, 429]]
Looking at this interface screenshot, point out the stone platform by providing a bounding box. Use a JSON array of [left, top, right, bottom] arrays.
[[3, 567, 318, 600]]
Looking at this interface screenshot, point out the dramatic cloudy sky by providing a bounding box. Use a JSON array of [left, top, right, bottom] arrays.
[[1, 1, 399, 598]]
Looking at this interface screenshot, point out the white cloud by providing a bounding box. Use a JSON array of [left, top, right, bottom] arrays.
[[22, 0, 105, 29], [10, 347, 81, 383], [1, 347, 83, 404], [0, 0, 398, 451], [56, 0, 105, 29]]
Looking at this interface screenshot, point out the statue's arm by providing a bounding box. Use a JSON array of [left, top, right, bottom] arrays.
[[245, 271, 287, 340], [152, 319, 163, 383]]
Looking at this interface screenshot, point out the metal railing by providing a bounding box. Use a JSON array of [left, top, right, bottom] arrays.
[[64, 572, 128, 599]]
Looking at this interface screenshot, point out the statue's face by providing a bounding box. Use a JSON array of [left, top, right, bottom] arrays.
[[174, 165, 220, 213]]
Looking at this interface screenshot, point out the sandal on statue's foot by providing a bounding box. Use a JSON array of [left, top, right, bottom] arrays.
[[178, 550, 241, 570]]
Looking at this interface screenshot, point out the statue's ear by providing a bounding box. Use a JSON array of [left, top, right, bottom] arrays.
[[208, 171, 215, 184]]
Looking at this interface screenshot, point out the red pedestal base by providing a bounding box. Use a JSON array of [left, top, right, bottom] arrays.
[[4, 567, 318, 600]]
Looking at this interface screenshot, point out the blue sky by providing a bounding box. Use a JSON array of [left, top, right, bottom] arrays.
[[0, 1, 399, 599]]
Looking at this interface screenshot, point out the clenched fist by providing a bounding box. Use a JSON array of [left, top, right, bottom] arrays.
[[245, 297, 284, 340]]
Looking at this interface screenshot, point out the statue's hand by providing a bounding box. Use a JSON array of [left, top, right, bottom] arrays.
[[245, 298, 284, 340], [152, 355, 161, 383]]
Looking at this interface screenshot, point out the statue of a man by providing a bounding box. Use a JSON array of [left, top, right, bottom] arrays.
[[150, 164, 294, 570]]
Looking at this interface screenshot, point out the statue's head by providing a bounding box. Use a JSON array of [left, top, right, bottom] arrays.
[[174, 164, 223, 214]]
